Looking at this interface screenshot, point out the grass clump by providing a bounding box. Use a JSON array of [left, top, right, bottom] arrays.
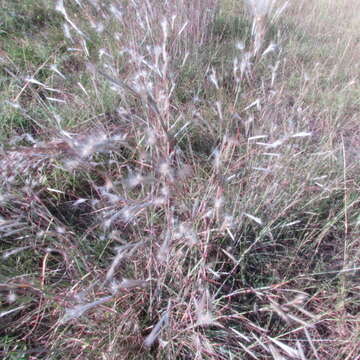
[[1, 0, 360, 359]]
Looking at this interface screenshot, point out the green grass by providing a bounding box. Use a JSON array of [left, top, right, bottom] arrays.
[[1, 0, 360, 359]]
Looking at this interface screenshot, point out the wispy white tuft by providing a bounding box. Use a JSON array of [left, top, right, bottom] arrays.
[[209, 67, 219, 90], [109, 4, 123, 19], [25, 77, 46, 87], [105, 247, 129, 282], [118, 278, 148, 289], [244, 213, 263, 225], [248, 135, 268, 141], [55, 0, 66, 16], [0, 305, 26, 318], [246, 0, 277, 17], [268, 337, 302, 359], [236, 41, 245, 50], [46, 97, 66, 103], [60, 295, 113, 323], [252, 167, 272, 173], [256, 137, 288, 148], [268, 344, 286, 360], [291, 132, 312, 138], [106, 242, 143, 282], [178, 21, 188, 37], [77, 82, 89, 96], [5, 101, 22, 109], [244, 99, 261, 111], [7, 292, 17, 303], [261, 42, 279, 57], [74, 0, 83, 7], [262, 152, 280, 157], [2, 246, 31, 259], [62, 23, 72, 40], [195, 289, 219, 327], [281, 220, 301, 228], [56, 0, 87, 39], [50, 64, 66, 79], [144, 311, 169, 347], [46, 188, 65, 194]]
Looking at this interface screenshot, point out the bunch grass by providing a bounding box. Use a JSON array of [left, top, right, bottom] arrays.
[[1, 0, 360, 359]]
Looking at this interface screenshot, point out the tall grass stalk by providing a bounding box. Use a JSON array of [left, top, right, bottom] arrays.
[[1, 0, 360, 359]]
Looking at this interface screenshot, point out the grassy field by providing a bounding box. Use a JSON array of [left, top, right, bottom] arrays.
[[1, 0, 360, 359]]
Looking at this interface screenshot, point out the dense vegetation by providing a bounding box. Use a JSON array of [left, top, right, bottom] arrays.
[[1, 0, 360, 359]]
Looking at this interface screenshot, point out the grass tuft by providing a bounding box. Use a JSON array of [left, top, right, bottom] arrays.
[[1, 0, 360, 359]]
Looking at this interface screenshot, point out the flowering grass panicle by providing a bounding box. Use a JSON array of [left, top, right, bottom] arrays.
[[1, 0, 360, 358]]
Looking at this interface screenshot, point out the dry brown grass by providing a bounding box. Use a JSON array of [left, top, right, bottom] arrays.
[[1, 0, 360, 359]]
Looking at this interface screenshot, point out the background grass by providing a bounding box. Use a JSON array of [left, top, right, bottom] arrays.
[[1, 0, 360, 359]]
